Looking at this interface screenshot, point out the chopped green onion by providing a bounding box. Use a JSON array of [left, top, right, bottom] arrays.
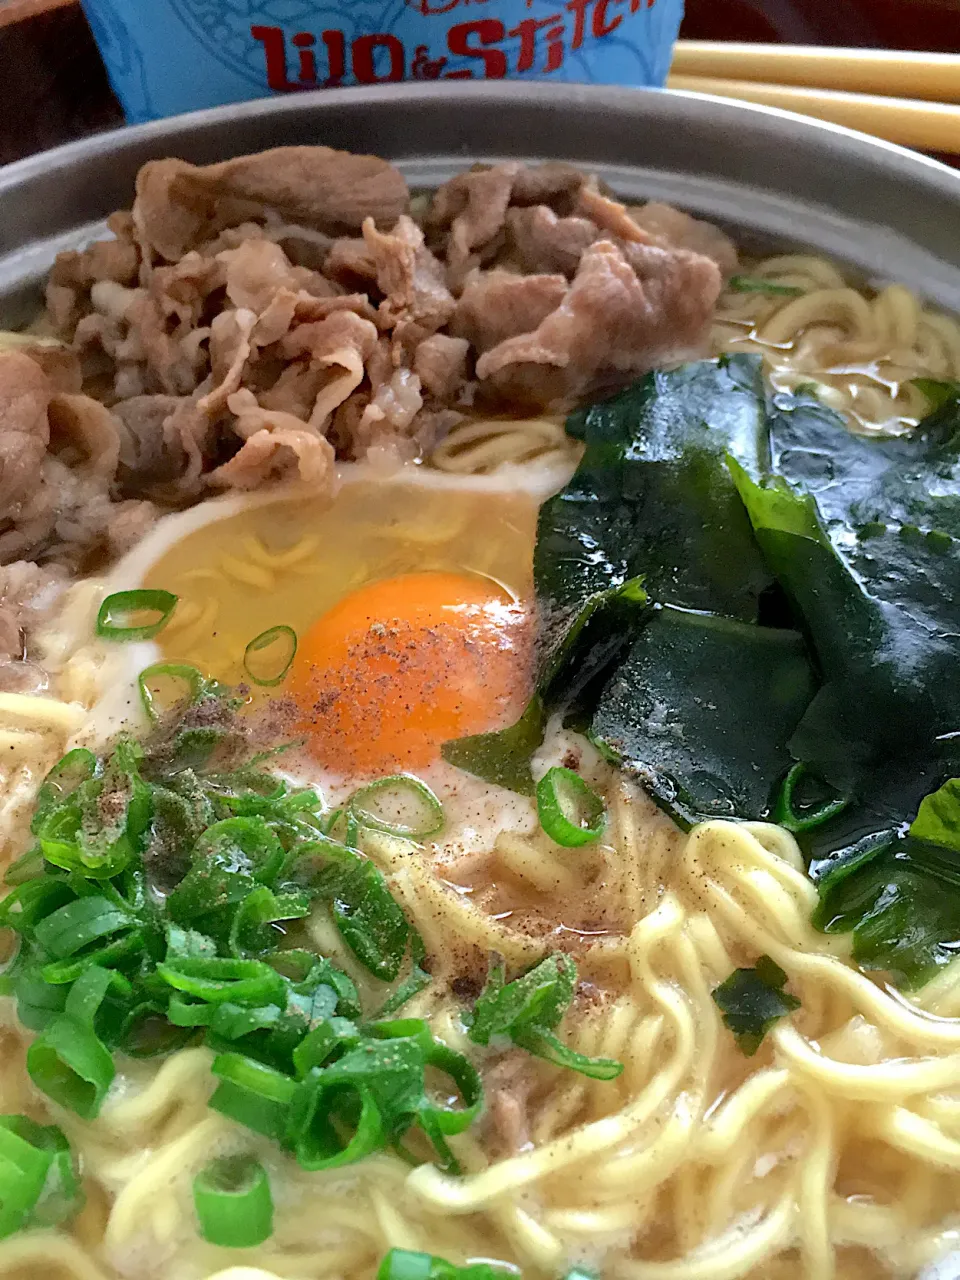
[[378, 1249, 439, 1280], [346, 775, 444, 840], [30, 749, 97, 833], [138, 663, 206, 724], [23, 972, 122, 1114], [208, 1053, 298, 1143], [3, 671, 487, 1174], [0, 1116, 82, 1238], [11, 966, 68, 1032], [96, 590, 178, 641], [289, 1076, 385, 1171], [157, 957, 287, 1008], [193, 1155, 273, 1248], [0, 879, 75, 936], [34, 896, 131, 960], [377, 1251, 513, 1280], [243, 626, 298, 687], [210, 1002, 281, 1040], [2, 847, 44, 887], [27, 1010, 116, 1119], [728, 275, 804, 297], [536, 768, 606, 847], [774, 763, 849, 833]]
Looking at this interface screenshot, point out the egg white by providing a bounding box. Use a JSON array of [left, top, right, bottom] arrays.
[[75, 460, 573, 855]]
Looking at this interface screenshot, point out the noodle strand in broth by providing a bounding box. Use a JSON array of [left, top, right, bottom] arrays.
[[711, 254, 960, 435]]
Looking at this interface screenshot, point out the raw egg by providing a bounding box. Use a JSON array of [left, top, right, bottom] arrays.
[[84, 463, 569, 778], [79, 461, 573, 859], [288, 570, 533, 774]]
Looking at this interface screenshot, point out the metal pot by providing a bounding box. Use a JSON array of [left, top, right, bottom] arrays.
[[1, 82, 960, 330]]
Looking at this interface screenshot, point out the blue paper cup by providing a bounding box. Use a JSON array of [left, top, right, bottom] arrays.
[[80, 0, 684, 124]]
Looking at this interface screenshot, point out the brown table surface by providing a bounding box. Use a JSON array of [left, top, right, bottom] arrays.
[[1, 0, 959, 167]]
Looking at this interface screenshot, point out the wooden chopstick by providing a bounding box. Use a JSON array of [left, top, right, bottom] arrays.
[[671, 42, 960, 104], [667, 75, 960, 155]]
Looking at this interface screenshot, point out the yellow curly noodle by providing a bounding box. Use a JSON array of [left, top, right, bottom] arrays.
[[431, 418, 580, 476], [711, 255, 960, 434]]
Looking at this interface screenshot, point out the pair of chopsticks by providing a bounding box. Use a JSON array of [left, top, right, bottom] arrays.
[[669, 43, 960, 155]]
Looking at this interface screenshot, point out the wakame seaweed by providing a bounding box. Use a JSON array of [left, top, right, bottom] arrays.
[[445, 355, 815, 823], [443, 357, 960, 982]]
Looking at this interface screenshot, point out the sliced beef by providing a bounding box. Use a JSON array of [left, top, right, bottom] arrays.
[[134, 147, 410, 262], [576, 185, 651, 243], [199, 309, 256, 415], [278, 309, 379, 430], [218, 238, 310, 314], [506, 206, 597, 277], [451, 270, 567, 354], [25, 150, 733, 577], [629, 201, 740, 276], [0, 561, 65, 660], [0, 352, 52, 511], [428, 164, 520, 288], [510, 162, 586, 209], [362, 215, 454, 344], [148, 251, 226, 331], [47, 393, 125, 479], [414, 334, 469, 400], [324, 237, 379, 291], [124, 292, 200, 396], [112, 394, 189, 492], [475, 239, 722, 408], [0, 335, 81, 394], [0, 560, 69, 690], [209, 390, 335, 492]]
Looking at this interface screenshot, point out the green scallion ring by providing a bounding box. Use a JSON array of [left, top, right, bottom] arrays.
[[243, 626, 298, 687], [377, 1251, 452, 1280], [536, 767, 606, 847], [347, 775, 444, 840], [773, 762, 849, 834], [96, 590, 178, 642], [137, 663, 206, 725], [193, 1155, 273, 1248]]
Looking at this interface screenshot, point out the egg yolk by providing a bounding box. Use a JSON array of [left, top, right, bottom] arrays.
[[288, 571, 534, 775]]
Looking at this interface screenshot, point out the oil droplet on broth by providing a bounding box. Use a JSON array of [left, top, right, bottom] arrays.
[[143, 476, 541, 693]]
